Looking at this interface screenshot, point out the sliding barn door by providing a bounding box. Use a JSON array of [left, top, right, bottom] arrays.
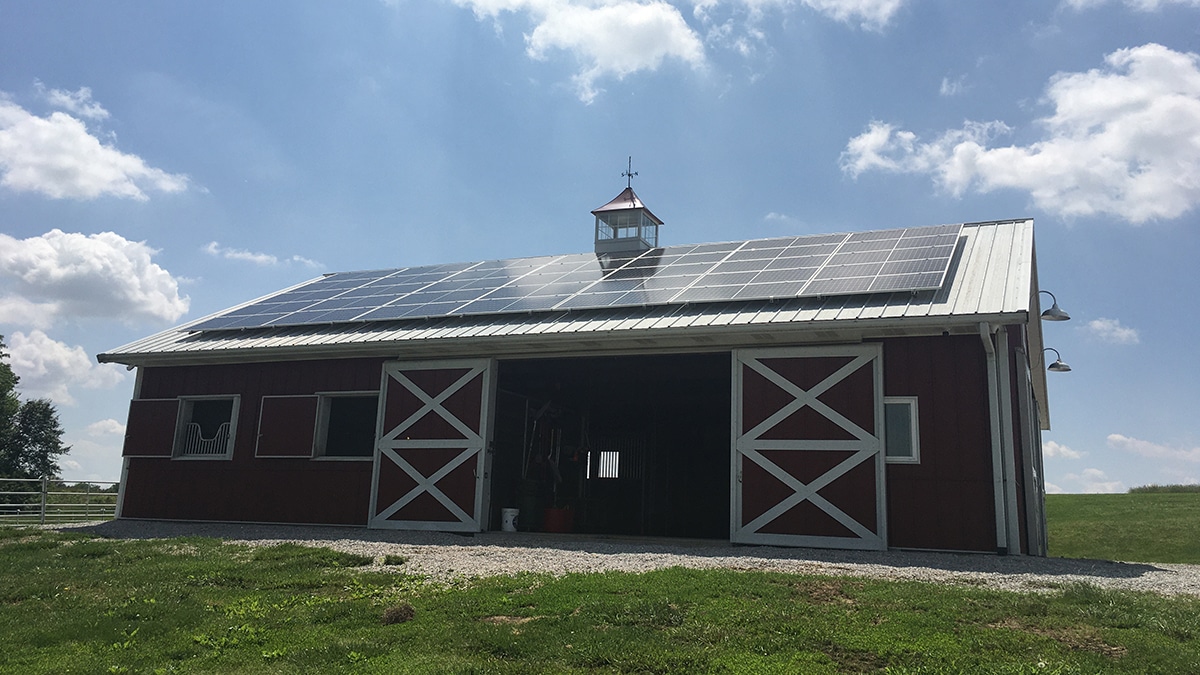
[[369, 359, 496, 531], [732, 345, 886, 549]]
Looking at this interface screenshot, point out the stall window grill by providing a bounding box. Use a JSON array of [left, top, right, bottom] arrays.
[[175, 396, 239, 459]]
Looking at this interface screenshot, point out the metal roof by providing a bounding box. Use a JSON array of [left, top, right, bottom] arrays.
[[591, 187, 663, 224], [100, 219, 1037, 365]]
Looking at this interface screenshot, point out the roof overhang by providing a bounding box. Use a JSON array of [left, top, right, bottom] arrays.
[[99, 310, 1028, 369]]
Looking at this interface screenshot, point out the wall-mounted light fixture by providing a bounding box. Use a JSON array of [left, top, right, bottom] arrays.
[[1044, 348, 1072, 372], [1039, 290, 1070, 321]]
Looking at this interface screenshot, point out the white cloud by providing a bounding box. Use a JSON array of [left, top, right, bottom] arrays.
[[1043, 440, 1084, 459], [57, 435, 123, 482], [7, 330, 127, 405], [1086, 317, 1140, 344], [1108, 433, 1200, 463], [939, 74, 968, 97], [1065, 0, 1200, 10], [451, 1, 909, 100], [795, 0, 906, 30], [841, 43, 1200, 224], [695, 0, 907, 31], [1063, 467, 1125, 493], [86, 419, 126, 436], [0, 295, 57, 329], [0, 229, 189, 327], [1044, 481, 1064, 494], [202, 241, 324, 269], [34, 82, 110, 120], [455, 0, 706, 103], [0, 92, 187, 200]]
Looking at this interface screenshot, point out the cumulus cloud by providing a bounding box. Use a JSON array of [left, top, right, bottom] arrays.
[[450, 1, 910, 100], [841, 43, 1200, 224], [7, 330, 127, 405], [0, 92, 187, 200], [1062, 467, 1125, 493], [1065, 0, 1200, 10], [86, 418, 127, 436], [0, 229, 189, 327], [202, 241, 323, 269], [1044, 481, 1064, 494], [455, 0, 706, 103], [1108, 433, 1200, 463], [1086, 317, 1140, 344], [1043, 440, 1084, 459]]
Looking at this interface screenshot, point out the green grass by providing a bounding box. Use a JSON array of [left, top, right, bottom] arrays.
[[2, 527, 1198, 673], [1047, 493, 1200, 564]]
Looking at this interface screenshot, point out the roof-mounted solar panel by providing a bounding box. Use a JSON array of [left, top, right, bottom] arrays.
[[186, 223, 963, 332]]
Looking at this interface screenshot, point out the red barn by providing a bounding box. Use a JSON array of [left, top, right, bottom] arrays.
[[100, 188, 1061, 555]]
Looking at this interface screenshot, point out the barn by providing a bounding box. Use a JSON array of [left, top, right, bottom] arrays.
[[99, 186, 1062, 555]]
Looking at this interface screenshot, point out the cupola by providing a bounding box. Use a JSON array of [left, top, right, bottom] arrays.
[[592, 159, 662, 260]]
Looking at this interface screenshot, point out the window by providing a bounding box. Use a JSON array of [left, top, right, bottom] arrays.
[[175, 396, 239, 459], [588, 450, 621, 479], [884, 396, 920, 464], [314, 394, 379, 459]]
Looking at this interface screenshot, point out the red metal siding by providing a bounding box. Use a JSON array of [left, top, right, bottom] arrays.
[[122, 399, 179, 457], [882, 336, 995, 552], [121, 358, 383, 525], [256, 396, 319, 458]]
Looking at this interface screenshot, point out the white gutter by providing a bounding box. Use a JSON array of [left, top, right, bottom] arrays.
[[980, 322, 1008, 554]]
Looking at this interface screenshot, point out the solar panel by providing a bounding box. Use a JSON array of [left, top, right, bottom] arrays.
[[187, 224, 963, 332]]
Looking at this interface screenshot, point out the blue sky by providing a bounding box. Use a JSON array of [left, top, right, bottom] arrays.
[[1, 0, 1198, 491]]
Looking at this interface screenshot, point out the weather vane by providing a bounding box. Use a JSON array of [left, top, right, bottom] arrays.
[[622, 156, 638, 188]]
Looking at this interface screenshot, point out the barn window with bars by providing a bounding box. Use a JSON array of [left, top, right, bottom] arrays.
[[174, 396, 239, 459]]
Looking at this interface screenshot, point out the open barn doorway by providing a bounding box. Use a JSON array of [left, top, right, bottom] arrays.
[[490, 352, 730, 539]]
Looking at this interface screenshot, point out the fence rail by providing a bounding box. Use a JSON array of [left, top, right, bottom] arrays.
[[0, 477, 120, 524]]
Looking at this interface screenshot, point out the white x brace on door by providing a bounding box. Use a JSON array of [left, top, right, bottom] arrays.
[[732, 344, 886, 549], [369, 359, 496, 531]]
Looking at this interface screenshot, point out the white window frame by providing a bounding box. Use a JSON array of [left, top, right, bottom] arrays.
[[312, 391, 379, 461], [883, 396, 920, 464], [173, 395, 240, 460]]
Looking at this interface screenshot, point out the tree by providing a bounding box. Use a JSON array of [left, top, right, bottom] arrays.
[[0, 335, 70, 480]]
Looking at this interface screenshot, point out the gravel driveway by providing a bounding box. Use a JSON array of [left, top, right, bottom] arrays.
[[62, 520, 1200, 598]]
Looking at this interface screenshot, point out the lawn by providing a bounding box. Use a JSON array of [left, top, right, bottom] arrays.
[[1046, 492, 1200, 564], [1, 527, 1198, 673]]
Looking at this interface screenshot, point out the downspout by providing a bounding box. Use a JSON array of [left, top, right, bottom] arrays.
[[980, 323, 1008, 555], [996, 326, 1022, 554]]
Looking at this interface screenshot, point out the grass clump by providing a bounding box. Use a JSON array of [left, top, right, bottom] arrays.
[[382, 602, 416, 625], [383, 553, 408, 566]]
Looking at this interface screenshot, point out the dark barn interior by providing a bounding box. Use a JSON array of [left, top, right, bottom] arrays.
[[490, 352, 730, 539]]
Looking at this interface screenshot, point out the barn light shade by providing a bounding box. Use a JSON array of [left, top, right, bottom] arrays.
[[1039, 290, 1070, 321], [1044, 348, 1071, 372]]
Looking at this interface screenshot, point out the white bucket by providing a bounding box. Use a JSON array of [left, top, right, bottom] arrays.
[[501, 508, 519, 532]]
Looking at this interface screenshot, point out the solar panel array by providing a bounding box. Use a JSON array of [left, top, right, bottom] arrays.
[[189, 223, 963, 332]]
